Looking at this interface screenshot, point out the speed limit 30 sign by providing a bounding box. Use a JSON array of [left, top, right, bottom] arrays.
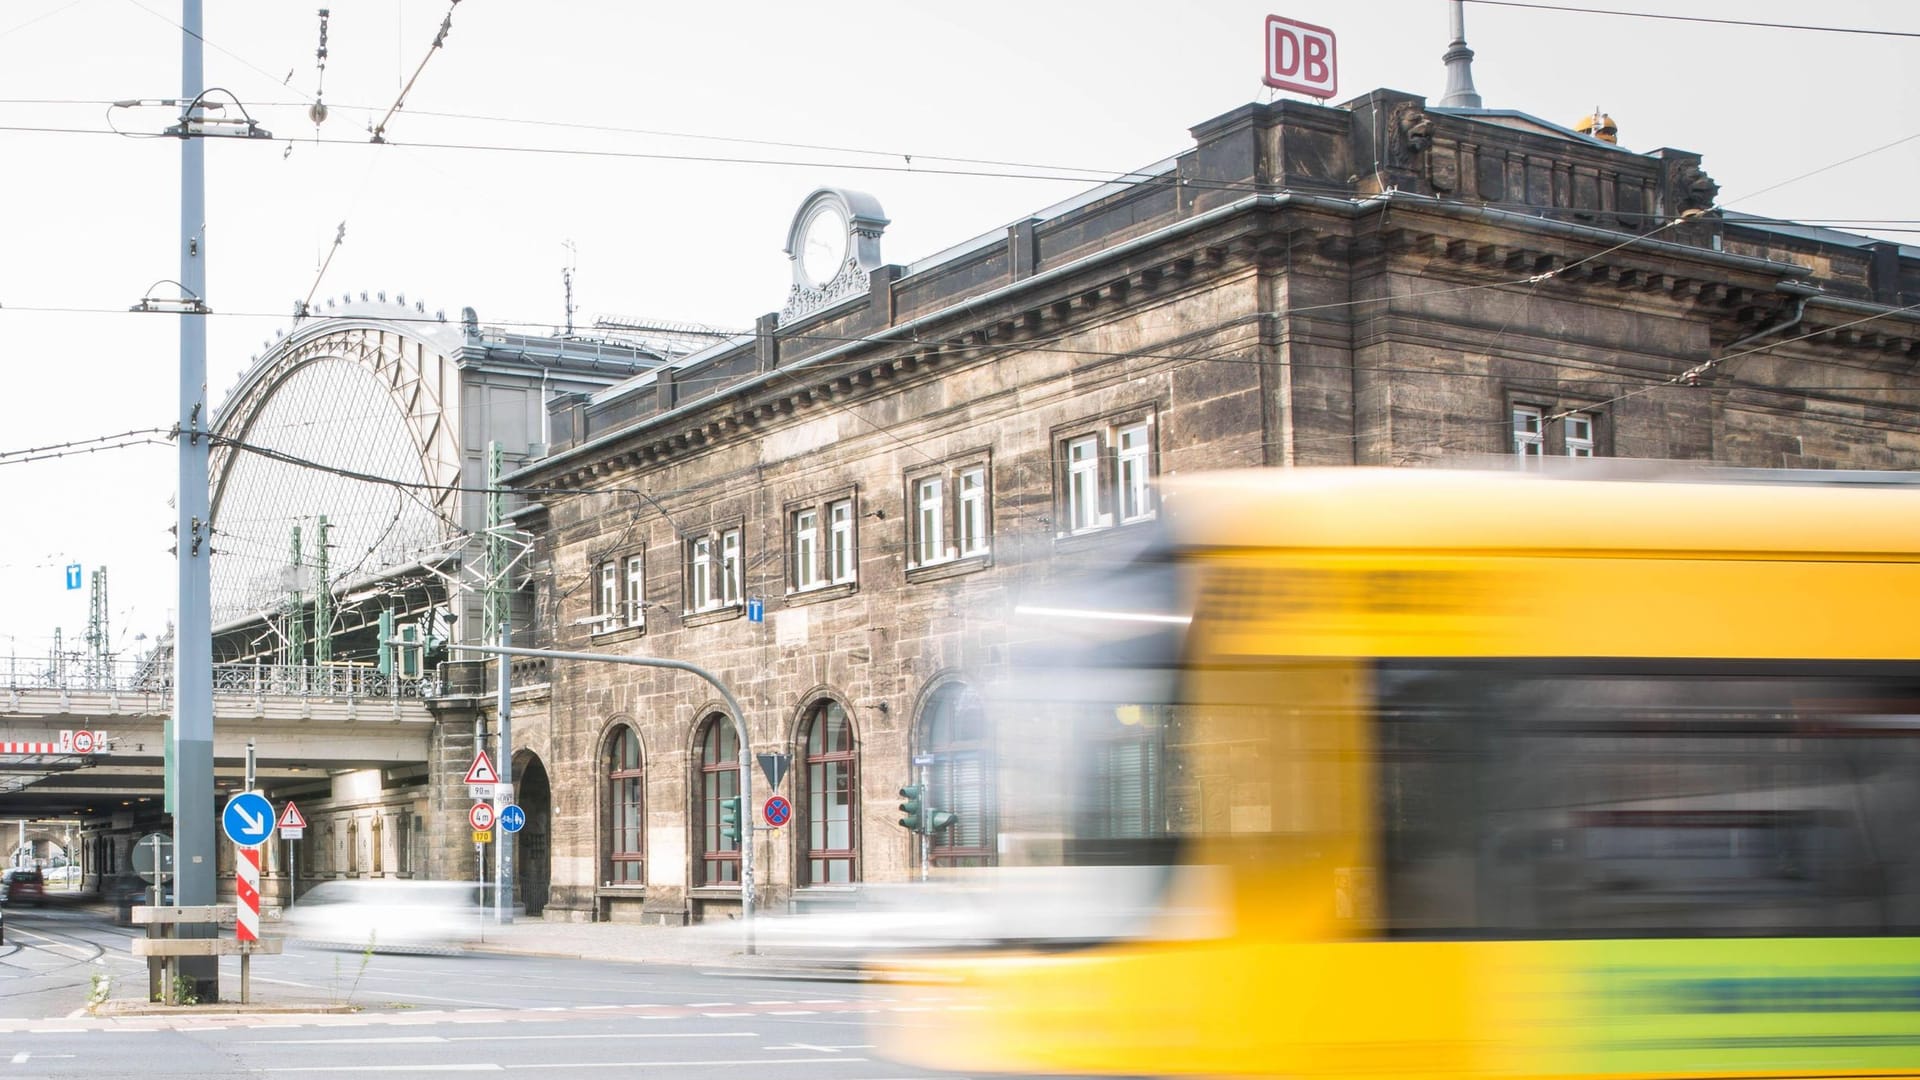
[[469, 802, 495, 831]]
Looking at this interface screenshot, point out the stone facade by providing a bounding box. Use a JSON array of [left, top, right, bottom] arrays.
[[502, 91, 1920, 923]]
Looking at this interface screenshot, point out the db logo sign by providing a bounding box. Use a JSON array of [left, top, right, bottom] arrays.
[[1264, 15, 1337, 99]]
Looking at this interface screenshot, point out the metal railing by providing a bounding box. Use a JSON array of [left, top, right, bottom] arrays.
[[3, 657, 438, 700]]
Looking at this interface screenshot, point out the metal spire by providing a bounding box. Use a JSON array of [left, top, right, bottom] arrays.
[[1439, 0, 1483, 108]]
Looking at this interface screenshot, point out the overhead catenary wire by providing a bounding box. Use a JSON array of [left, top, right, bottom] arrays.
[[368, 0, 461, 145], [1462, 1, 1920, 38]]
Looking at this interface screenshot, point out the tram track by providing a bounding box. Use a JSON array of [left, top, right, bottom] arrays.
[[0, 906, 139, 1004]]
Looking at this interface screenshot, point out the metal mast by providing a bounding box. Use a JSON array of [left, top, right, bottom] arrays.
[[1439, 0, 1483, 108], [172, 0, 218, 1001], [86, 567, 109, 687], [483, 441, 508, 644], [313, 515, 331, 667], [286, 525, 306, 666]]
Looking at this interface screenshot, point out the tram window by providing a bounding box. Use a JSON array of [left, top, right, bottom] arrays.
[[1377, 665, 1920, 938]]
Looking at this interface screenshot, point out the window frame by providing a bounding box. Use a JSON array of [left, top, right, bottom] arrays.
[[784, 488, 859, 597], [792, 507, 821, 591], [623, 553, 646, 629], [957, 467, 989, 558], [684, 521, 746, 616], [1052, 409, 1158, 540], [905, 451, 994, 580], [920, 681, 997, 870], [695, 715, 741, 887], [798, 698, 859, 887], [605, 725, 644, 886], [1507, 391, 1608, 461]]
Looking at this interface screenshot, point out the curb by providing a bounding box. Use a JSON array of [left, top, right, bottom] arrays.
[[87, 999, 359, 1018]]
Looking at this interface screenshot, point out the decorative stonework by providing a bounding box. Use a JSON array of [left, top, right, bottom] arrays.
[[1664, 155, 1720, 217], [779, 188, 889, 323], [780, 254, 865, 321]]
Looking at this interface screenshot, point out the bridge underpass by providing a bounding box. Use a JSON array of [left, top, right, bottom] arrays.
[[0, 659, 447, 900]]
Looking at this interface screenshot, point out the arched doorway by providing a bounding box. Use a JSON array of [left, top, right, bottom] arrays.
[[512, 752, 552, 915]]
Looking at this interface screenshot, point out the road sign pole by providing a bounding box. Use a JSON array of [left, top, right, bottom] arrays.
[[919, 761, 930, 884], [494, 624, 512, 925]]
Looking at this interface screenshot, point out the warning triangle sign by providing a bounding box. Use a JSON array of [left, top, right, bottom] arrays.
[[278, 800, 308, 829], [464, 749, 500, 785]]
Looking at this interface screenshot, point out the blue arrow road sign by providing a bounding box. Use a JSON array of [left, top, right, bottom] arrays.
[[222, 791, 275, 846], [499, 804, 526, 833]]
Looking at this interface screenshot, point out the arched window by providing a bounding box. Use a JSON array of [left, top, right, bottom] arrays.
[[799, 700, 857, 885], [922, 682, 995, 868], [696, 715, 741, 886], [606, 726, 644, 885]]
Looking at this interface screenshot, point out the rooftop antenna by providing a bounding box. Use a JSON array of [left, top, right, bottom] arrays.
[[562, 240, 577, 337], [1439, 0, 1483, 108]]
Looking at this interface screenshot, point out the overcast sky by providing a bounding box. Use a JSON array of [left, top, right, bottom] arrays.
[[2, 0, 1915, 658]]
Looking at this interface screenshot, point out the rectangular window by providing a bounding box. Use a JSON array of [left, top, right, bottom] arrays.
[[1513, 406, 1545, 457], [1117, 423, 1151, 523], [720, 528, 742, 606], [1564, 412, 1595, 457], [957, 467, 988, 557], [1067, 435, 1101, 532], [597, 561, 619, 628], [1378, 664, 1920, 938], [690, 536, 713, 611], [624, 555, 645, 628], [828, 498, 855, 584], [1056, 416, 1155, 538], [793, 508, 820, 591], [1510, 398, 1603, 459], [915, 476, 945, 565]]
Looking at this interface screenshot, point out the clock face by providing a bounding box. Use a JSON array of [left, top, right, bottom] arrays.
[[799, 204, 849, 286]]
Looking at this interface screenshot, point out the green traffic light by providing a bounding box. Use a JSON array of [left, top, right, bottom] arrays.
[[719, 796, 743, 843], [898, 784, 925, 832], [926, 808, 957, 833]]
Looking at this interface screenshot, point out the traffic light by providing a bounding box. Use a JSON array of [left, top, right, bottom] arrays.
[[926, 807, 958, 833], [719, 796, 742, 844], [898, 785, 925, 832]]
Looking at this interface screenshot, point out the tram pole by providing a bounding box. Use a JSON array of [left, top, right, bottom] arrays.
[[172, 0, 218, 1004], [450, 644, 754, 952]]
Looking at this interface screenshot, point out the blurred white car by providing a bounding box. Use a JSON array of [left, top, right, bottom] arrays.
[[281, 880, 485, 953]]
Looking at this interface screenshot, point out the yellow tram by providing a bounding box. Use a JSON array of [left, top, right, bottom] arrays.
[[881, 467, 1920, 1079]]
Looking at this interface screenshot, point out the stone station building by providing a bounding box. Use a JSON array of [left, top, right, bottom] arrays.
[[496, 88, 1920, 924]]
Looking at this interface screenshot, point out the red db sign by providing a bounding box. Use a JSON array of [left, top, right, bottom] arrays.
[[1264, 15, 1337, 99]]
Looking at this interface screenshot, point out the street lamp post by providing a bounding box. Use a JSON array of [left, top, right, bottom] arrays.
[[450, 643, 757, 952]]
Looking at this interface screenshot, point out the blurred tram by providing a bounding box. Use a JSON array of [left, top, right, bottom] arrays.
[[879, 467, 1920, 1079]]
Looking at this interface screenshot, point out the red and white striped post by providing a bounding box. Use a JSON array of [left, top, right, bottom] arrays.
[[236, 739, 262, 1003], [235, 846, 260, 942]]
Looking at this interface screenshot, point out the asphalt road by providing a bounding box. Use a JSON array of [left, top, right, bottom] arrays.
[[0, 904, 1053, 1079]]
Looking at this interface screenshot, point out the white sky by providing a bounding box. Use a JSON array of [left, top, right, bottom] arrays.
[[1, 0, 1915, 656]]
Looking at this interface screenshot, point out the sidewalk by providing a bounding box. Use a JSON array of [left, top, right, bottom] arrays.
[[82, 902, 862, 1016]]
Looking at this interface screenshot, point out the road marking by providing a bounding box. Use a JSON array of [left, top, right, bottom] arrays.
[[684, 1002, 731, 1007], [9, 1053, 25, 1064], [4, 927, 97, 958], [253, 1033, 759, 1046], [700, 1012, 751, 1018], [263, 1060, 503, 1068], [249, 1030, 447, 1037], [766, 1010, 817, 1016], [763, 1042, 867, 1053], [514, 1058, 871, 1071]]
